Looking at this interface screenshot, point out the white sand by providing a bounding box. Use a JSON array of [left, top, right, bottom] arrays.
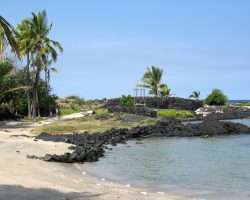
[[0, 120, 191, 200]]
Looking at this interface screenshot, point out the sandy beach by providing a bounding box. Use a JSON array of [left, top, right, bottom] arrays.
[[0, 120, 190, 200]]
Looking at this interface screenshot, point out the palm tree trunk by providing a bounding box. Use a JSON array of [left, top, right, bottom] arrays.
[[156, 91, 159, 108], [25, 54, 32, 118], [36, 90, 40, 118], [45, 68, 52, 116], [31, 66, 40, 121]]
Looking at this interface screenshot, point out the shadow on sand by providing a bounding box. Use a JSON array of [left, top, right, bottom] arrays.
[[0, 184, 104, 200]]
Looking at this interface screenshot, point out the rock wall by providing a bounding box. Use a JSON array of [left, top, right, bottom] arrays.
[[107, 106, 157, 118], [104, 97, 203, 111]]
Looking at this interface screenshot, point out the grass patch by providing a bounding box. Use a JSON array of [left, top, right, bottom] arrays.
[[22, 116, 45, 122], [157, 109, 194, 118], [60, 109, 81, 116], [93, 108, 111, 119], [31, 114, 158, 135]]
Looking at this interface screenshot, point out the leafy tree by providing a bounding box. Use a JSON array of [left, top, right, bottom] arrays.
[[1, 68, 58, 116], [120, 95, 134, 107], [0, 59, 28, 97], [189, 91, 200, 100], [205, 89, 228, 105]]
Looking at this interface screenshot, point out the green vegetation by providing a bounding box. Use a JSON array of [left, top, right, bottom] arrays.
[[0, 16, 19, 57], [205, 89, 228, 106], [32, 114, 158, 135], [93, 108, 112, 120], [120, 95, 134, 107], [139, 66, 165, 98], [15, 10, 63, 120], [0, 11, 63, 120], [0, 60, 28, 96], [0, 67, 58, 116], [157, 109, 195, 118], [60, 109, 81, 116], [159, 84, 171, 97], [64, 95, 88, 108], [232, 102, 250, 106], [189, 91, 200, 100], [22, 116, 44, 122]]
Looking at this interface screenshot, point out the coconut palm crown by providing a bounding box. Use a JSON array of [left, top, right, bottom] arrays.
[[139, 66, 164, 98]]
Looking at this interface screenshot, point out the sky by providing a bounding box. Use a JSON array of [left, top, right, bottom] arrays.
[[1, 0, 250, 100]]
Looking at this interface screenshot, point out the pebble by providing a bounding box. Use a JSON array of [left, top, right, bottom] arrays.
[[82, 172, 86, 175], [125, 184, 130, 187], [101, 178, 106, 181]]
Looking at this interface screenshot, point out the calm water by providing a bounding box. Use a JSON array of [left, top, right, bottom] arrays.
[[84, 119, 250, 200]]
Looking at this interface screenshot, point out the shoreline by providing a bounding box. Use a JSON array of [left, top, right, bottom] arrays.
[[0, 125, 191, 200], [1, 117, 250, 199]]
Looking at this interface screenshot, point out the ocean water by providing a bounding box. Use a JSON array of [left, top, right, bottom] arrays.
[[84, 119, 250, 200]]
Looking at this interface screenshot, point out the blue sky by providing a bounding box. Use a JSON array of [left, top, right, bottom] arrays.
[[1, 0, 250, 99]]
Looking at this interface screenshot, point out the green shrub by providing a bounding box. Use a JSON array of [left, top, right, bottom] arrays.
[[120, 95, 134, 107], [205, 89, 228, 105], [60, 109, 80, 116], [94, 108, 110, 119], [157, 109, 194, 118], [1, 68, 58, 116], [65, 95, 86, 107]]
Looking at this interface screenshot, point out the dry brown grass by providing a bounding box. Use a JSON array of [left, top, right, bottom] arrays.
[[31, 115, 158, 135]]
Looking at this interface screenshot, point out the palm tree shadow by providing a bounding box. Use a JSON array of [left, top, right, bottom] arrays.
[[0, 184, 104, 200]]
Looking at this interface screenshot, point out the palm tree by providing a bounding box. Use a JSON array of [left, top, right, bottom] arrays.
[[189, 91, 200, 100], [15, 20, 34, 117], [140, 66, 163, 98], [159, 84, 171, 97], [139, 66, 164, 108], [0, 16, 19, 58], [17, 10, 62, 120]]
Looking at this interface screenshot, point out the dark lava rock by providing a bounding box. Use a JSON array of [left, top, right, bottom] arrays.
[[204, 106, 250, 120], [108, 106, 157, 118], [37, 118, 250, 164], [43, 154, 53, 161], [104, 97, 203, 111]]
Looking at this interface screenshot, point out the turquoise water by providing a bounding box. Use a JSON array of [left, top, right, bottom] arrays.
[[84, 119, 250, 200]]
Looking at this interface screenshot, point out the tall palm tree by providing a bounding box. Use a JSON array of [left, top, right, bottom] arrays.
[[15, 20, 34, 117], [17, 10, 62, 120], [189, 91, 200, 100], [140, 66, 164, 98], [0, 16, 19, 58]]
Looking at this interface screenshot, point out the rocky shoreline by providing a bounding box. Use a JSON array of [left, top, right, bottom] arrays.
[[35, 118, 250, 164]]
